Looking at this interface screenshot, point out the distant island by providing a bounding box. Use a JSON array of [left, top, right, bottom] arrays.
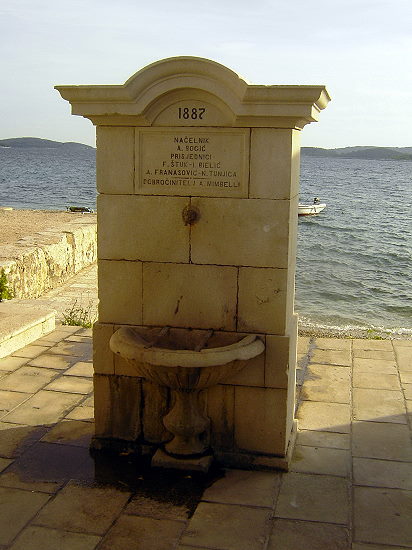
[[301, 145, 412, 161], [0, 137, 94, 151], [1, 137, 411, 161]]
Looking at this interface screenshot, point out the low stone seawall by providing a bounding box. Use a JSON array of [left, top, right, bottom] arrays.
[[0, 215, 97, 299]]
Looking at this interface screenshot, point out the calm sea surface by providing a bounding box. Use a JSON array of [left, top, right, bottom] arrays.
[[1, 147, 411, 336]]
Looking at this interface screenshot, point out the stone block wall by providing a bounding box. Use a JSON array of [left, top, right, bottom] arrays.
[[93, 126, 300, 467]]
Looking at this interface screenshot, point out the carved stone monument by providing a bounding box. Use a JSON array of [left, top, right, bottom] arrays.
[[56, 57, 330, 470]]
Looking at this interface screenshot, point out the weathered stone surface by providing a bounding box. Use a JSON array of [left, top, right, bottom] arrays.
[[0, 486, 50, 545], [0, 366, 58, 393], [0, 422, 47, 458], [291, 444, 350, 477], [99, 515, 185, 550], [268, 519, 349, 550], [34, 481, 130, 535], [8, 525, 101, 550], [275, 472, 349, 524], [296, 401, 351, 433], [2, 390, 83, 426], [296, 429, 350, 450], [314, 338, 352, 351], [202, 469, 281, 507], [93, 374, 142, 441], [353, 388, 406, 424], [181, 501, 272, 550], [0, 216, 96, 299], [353, 457, 412, 489], [352, 421, 412, 461], [301, 364, 350, 403], [353, 486, 412, 546]]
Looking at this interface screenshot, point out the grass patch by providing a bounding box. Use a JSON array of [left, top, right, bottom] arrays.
[[62, 300, 96, 328]]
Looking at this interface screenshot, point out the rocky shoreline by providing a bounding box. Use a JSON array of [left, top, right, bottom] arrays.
[[298, 325, 411, 340]]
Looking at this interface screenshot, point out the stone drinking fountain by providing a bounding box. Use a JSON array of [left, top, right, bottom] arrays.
[[56, 57, 330, 471], [110, 327, 264, 470]]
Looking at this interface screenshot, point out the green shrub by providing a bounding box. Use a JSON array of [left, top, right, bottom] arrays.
[[0, 269, 13, 301]]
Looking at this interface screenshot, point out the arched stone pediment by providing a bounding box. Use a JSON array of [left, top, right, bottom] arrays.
[[56, 56, 330, 129]]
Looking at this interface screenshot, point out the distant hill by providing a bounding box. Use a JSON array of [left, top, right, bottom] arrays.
[[0, 137, 94, 151], [302, 146, 412, 160], [1, 138, 411, 161]]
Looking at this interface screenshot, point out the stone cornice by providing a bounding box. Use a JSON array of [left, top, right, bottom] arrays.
[[55, 56, 330, 129]]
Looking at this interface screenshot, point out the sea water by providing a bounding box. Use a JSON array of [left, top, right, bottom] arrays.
[[0, 147, 96, 210], [297, 157, 411, 337], [0, 146, 411, 336]]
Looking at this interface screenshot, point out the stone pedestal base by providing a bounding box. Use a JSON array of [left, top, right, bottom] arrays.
[[152, 449, 213, 473]]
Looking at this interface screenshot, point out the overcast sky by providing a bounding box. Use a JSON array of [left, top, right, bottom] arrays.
[[1, 0, 411, 148]]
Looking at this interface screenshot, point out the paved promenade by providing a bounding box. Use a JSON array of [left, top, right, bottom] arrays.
[[0, 265, 411, 549]]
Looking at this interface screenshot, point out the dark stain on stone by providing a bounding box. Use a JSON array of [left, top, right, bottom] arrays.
[[92, 450, 224, 517], [7, 441, 95, 484], [1, 422, 225, 519]]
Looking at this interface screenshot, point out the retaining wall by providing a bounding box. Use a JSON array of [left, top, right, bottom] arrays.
[[0, 216, 97, 299]]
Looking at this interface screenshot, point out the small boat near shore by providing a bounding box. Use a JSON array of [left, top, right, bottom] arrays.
[[298, 197, 326, 216], [66, 206, 94, 213]]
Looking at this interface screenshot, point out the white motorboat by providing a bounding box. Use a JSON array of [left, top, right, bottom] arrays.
[[298, 197, 326, 216]]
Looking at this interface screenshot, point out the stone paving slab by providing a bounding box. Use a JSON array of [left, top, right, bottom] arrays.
[[0, 390, 31, 419], [353, 457, 412, 490], [181, 502, 272, 550], [290, 444, 350, 477], [353, 357, 397, 372], [352, 544, 411, 550], [274, 472, 350, 524], [353, 387, 407, 424], [353, 486, 412, 547], [0, 356, 35, 373], [352, 348, 395, 360], [8, 526, 101, 550], [201, 469, 281, 508], [295, 429, 350, 450], [352, 421, 412, 462], [2, 389, 84, 426], [44, 375, 93, 394], [99, 515, 185, 550], [40, 419, 95, 447], [268, 519, 349, 550], [301, 364, 351, 403], [125, 494, 190, 521], [394, 346, 412, 371], [310, 348, 352, 366], [353, 371, 401, 390], [0, 487, 50, 546], [34, 481, 131, 535], [0, 268, 411, 550], [0, 423, 47, 458], [296, 401, 351, 433], [352, 339, 395, 351], [0, 366, 59, 393]]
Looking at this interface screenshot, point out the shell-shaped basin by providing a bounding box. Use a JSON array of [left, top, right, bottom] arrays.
[[109, 327, 265, 391]]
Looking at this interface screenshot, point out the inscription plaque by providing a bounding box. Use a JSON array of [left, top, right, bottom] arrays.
[[137, 128, 249, 197]]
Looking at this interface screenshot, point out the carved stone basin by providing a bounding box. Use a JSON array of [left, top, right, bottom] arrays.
[[109, 327, 265, 470]]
